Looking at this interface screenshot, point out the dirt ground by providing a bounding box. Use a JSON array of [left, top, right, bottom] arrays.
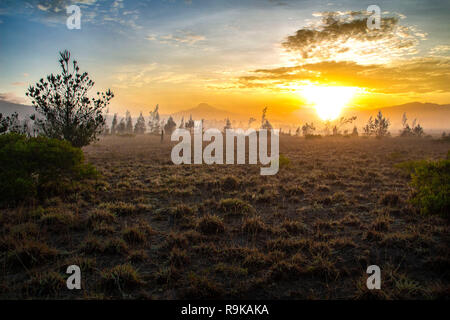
[[1, 134, 449, 299]]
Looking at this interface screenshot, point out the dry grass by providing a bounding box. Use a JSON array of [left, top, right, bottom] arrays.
[[0, 134, 449, 299]]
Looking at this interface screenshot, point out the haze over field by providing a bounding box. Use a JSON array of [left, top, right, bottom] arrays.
[[2, 99, 449, 133]]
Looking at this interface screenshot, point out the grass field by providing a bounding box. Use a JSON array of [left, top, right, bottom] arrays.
[[1, 135, 449, 299]]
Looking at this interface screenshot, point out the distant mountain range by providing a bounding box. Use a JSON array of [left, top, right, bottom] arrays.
[[0, 100, 35, 119], [168, 103, 240, 121], [168, 102, 450, 130], [343, 102, 450, 130], [1, 100, 449, 131]]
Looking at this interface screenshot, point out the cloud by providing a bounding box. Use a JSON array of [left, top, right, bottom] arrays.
[[238, 57, 450, 94], [32, 0, 98, 14], [282, 11, 426, 65], [2, 0, 139, 30], [147, 31, 206, 45], [37, 4, 50, 11], [11, 82, 26, 86], [233, 10, 445, 97], [0, 92, 28, 104], [430, 45, 450, 56], [111, 63, 197, 89]]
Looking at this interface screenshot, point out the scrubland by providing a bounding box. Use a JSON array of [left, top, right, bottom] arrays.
[[1, 135, 449, 299]]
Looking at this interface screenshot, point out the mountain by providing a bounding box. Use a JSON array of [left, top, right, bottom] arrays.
[[0, 100, 35, 119], [170, 102, 450, 131], [170, 103, 242, 121], [1, 99, 449, 132], [342, 102, 450, 130]]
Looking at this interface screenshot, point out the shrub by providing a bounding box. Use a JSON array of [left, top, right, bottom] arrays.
[[0, 133, 97, 205], [242, 216, 267, 234], [277, 154, 290, 168], [218, 198, 254, 215], [26, 271, 65, 297], [396, 158, 449, 218], [100, 264, 143, 291], [197, 214, 225, 234], [221, 175, 239, 191]]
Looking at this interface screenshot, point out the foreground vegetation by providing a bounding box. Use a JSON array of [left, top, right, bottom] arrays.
[[0, 135, 448, 299]]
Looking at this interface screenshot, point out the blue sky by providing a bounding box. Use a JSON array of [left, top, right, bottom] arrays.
[[0, 0, 449, 115]]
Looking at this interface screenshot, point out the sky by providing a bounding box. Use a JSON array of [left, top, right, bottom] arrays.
[[0, 0, 449, 117]]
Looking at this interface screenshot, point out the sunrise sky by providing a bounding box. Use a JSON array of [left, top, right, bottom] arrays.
[[1, 0, 449, 118]]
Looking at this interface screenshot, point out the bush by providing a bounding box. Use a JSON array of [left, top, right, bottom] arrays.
[[396, 158, 450, 218], [0, 133, 97, 205]]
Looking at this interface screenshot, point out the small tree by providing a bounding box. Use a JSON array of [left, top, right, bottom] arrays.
[[102, 109, 110, 135], [0, 112, 31, 135], [363, 116, 373, 136], [351, 126, 358, 136], [185, 115, 195, 130], [164, 116, 177, 136], [111, 113, 118, 135], [301, 122, 315, 136], [179, 116, 185, 129], [363, 111, 390, 137], [248, 117, 256, 128], [125, 111, 133, 134], [117, 118, 126, 134], [412, 123, 424, 137], [26, 50, 114, 147], [400, 113, 424, 137], [373, 111, 390, 137], [134, 112, 146, 134], [260, 107, 273, 130], [224, 118, 232, 131], [148, 104, 161, 134]]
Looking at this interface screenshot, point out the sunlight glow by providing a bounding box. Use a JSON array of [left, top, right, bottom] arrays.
[[301, 85, 357, 121]]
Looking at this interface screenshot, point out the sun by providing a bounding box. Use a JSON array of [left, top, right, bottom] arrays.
[[301, 85, 357, 121]]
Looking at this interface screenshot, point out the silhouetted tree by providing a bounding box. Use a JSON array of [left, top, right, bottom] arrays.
[[26, 50, 114, 147], [185, 114, 195, 130], [179, 116, 185, 129], [148, 104, 161, 133], [125, 111, 133, 133], [400, 112, 424, 137], [363, 111, 390, 137], [302, 122, 315, 136], [111, 113, 118, 135], [248, 117, 256, 128], [134, 112, 146, 134], [117, 118, 126, 134], [224, 118, 232, 131], [373, 111, 390, 137], [0, 112, 31, 135], [164, 116, 177, 136], [260, 107, 272, 129]]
